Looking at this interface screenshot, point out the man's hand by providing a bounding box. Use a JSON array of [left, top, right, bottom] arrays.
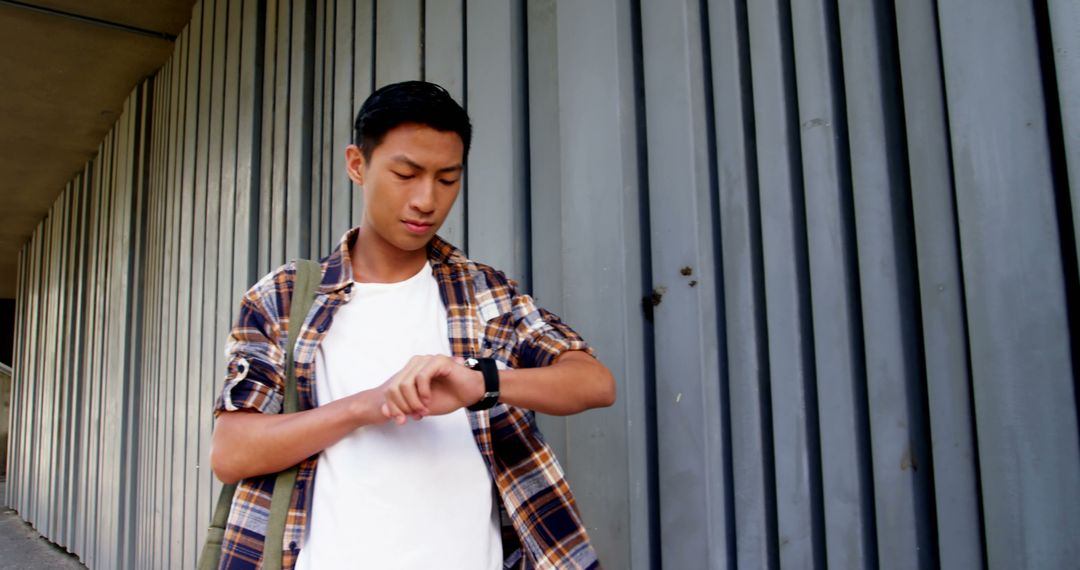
[[378, 355, 484, 424]]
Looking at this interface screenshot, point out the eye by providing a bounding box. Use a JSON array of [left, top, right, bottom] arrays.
[[393, 171, 415, 180], [439, 178, 460, 186]]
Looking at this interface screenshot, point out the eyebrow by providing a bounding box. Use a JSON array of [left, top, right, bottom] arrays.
[[390, 155, 464, 175]]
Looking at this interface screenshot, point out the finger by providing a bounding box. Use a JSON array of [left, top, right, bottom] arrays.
[[382, 401, 407, 425], [397, 360, 429, 415], [414, 358, 445, 404], [384, 374, 411, 417], [387, 356, 424, 412]]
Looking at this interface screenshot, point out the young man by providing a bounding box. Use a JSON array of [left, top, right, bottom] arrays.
[[210, 81, 615, 569]]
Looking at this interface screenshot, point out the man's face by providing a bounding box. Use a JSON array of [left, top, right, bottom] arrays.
[[346, 123, 464, 253]]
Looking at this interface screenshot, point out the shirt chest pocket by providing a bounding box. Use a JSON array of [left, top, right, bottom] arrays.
[[481, 312, 517, 368]]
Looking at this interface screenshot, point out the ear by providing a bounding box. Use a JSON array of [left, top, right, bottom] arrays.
[[345, 144, 366, 186]]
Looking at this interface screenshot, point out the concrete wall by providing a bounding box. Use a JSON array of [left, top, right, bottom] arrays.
[[8, 0, 1080, 568]]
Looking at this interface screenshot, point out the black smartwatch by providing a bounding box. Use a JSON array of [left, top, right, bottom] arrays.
[[464, 357, 500, 411]]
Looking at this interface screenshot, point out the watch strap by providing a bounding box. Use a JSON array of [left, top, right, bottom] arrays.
[[466, 357, 500, 411]]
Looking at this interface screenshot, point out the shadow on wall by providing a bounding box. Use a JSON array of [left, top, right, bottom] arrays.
[[1, 364, 8, 478], [0, 298, 11, 478]]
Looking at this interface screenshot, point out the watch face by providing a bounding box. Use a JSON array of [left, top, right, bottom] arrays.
[[464, 357, 480, 369]]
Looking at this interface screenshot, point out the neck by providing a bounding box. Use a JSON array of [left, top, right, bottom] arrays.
[[350, 225, 429, 283]]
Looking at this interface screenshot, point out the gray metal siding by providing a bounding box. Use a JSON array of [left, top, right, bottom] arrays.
[[7, 1, 1080, 569]]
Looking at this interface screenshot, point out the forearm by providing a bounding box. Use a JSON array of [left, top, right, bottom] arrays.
[[210, 389, 385, 484], [498, 351, 616, 415]]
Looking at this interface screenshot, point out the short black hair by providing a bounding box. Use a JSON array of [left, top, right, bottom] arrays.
[[353, 80, 472, 160]]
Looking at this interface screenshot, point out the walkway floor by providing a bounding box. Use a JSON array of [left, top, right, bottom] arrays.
[[0, 478, 86, 569]]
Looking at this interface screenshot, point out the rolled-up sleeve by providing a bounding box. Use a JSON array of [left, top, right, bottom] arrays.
[[214, 287, 286, 416], [508, 289, 595, 369]]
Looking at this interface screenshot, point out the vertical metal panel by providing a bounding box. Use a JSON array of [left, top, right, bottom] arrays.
[[465, 0, 529, 281], [60, 172, 85, 548], [640, 1, 733, 567], [375, 0, 422, 87], [532, 1, 655, 567], [836, 1, 934, 566], [89, 129, 113, 568], [30, 191, 46, 530], [185, 34, 214, 555], [157, 49, 177, 570], [894, 0, 984, 566], [146, 61, 171, 569], [263, 0, 291, 272], [86, 131, 106, 567], [525, 0, 566, 460], [789, 1, 878, 567], [85, 131, 109, 569], [425, 0, 466, 246], [46, 185, 68, 544], [180, 16, 204, 568], [162, 32, 187, 569], [22, 225, 44, 520], [15, 230, 27, 514], [937, 1, 1080, 567], [37, 184, 60, 540], [34, 218, 46, 528], [74, 153, 97, 559], [286, 0, 314, 262], [177, 6, 204, 566], [738, 0, 825, 566], [330, 0, 354, 245], [104, 103, 129, 570], [312, 0, 328, 253], [58, 176, 80, 548], [1049, 0, 1080, 262], [18, 222, 31, 517], [118, 87, 151, 568], [212, 0, 241, 534], [196, 0, 227, 553], [97, 117, 118, 570], [310, 0, 353, 253], [100, 95, 130, 570], [134, 71, 162, 568], [721, 0, 787, 566], [523, 0, 560, 314], [351, 0, 374, 227], [71, 167, 93, 558], [258, 0, 280, 273], [234, 0, 263, 296]]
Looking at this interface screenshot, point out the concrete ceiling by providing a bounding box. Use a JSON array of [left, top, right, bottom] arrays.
[[0, 0, 196, 298]]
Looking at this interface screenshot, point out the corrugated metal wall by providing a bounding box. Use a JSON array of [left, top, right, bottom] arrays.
[[8, 0, 1080, 568]]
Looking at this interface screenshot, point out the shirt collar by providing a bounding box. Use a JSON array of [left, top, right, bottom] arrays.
[[318, 226, 468, 293]]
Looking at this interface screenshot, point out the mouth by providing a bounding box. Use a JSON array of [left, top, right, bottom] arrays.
[[402, 219, 434, 235]]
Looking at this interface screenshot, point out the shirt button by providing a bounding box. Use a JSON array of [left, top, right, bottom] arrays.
[[289, 541, 297, 552]]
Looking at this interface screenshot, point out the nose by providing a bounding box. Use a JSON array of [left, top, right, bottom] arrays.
[[409, 177, 437, 215]]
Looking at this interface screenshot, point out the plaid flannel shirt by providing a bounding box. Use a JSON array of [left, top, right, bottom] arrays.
[[213, 228, 601, 569]]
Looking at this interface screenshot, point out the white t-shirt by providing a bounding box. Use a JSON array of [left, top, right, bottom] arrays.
[[295, 262, 502, 570]]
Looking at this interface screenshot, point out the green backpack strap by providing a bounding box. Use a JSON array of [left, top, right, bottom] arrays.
[[198, 259, 322, 570], [264, 258, 321, 569], [198, 481, 237, 570]]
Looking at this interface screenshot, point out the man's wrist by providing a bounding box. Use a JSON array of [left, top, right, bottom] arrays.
[[349, 389, 387, 426]]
